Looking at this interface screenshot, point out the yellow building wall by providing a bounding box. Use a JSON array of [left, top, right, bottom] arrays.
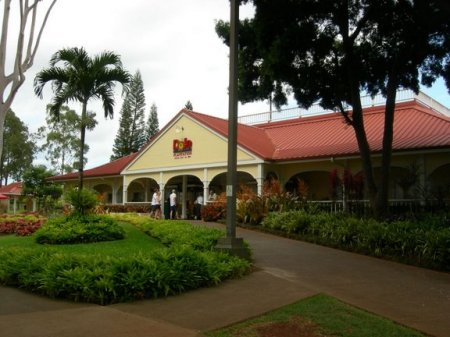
[[126, 115, 255, 173]]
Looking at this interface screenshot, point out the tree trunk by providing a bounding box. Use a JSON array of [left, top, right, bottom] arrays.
[[377, 71, 399, 218], [78, 102, 87, 190]]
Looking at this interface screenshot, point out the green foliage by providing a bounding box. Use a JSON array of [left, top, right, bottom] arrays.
[[1, 110, 35, 185], [96, 203, 151, 214], [22, 165, 63, 214], [65, 188, 98, 216], [34, 47, 131, 190], [111, 70, 147, 160], [34, 215, 125, 244], [0, 214, 250, 304], [216, 0, 450, 217], [261, 211, 450, 271], [38, 105, 97, 175], [146, 103, 160, 140], [112, 214, 225, 250]]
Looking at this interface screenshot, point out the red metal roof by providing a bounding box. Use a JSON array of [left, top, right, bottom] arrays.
[[183, 110, 276, 159], [50, 152, 138, 182], [257, 100, 450, 160], [49, 100, 450, 182], [0, 182, 22, 196]]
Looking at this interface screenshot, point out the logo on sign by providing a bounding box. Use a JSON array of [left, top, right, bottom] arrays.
[[173, 138, 192, 158]]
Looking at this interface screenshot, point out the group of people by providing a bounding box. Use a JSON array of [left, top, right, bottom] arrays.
[[150, 188, 217, 220], [150, 189, 178, 220]]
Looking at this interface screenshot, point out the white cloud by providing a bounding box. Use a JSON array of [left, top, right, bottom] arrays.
[[6, 0, 449, 170]]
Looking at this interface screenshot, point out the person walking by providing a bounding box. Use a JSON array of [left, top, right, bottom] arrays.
[[194, 192, 203, 220], [169, 189, 178, 219], [151, 189, 161, 219]]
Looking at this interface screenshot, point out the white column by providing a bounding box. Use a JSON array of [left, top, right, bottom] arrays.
[[182, 175, 187, 219], [257, 164, 264, 196], [203, 168, 209, 203], [123, 184, 128, 204], [112, 184, 117, 204], [159, 182, 165, 219]]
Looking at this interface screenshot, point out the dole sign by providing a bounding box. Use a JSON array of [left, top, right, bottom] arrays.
[[173, 138, 192, 158]]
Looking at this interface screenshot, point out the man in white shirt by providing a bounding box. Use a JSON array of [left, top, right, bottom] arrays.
[[151, 189, 161, 219], [169, 189, 177, 219], [194, 193, 203, 220]]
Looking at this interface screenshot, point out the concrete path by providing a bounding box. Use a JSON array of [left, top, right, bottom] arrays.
[[1, 221, 449, 337]]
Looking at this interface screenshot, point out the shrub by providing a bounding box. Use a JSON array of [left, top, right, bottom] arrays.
[[236, 185, 266, 225], [0, 214, 46, 236], [65, 188, 99, 216], [261, 211, 450, 271], [0, 246, 249, 304], [95, 204, 151, 214], [201, 202, 226, 221], [35, 215, 125, 244]]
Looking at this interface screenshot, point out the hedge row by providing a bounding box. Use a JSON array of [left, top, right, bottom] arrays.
[[261, 211, 450, 271], [0, 246, 249, 304], [112, 214, 225, 250]]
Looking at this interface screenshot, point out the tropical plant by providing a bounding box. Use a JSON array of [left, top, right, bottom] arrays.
[[33, 47, 130, 190], [64, 188, 98, 216]]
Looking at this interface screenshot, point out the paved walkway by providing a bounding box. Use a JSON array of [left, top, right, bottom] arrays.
[[1, 222, 450, 337]]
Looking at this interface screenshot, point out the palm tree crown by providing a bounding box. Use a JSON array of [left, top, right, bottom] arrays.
[[34, 47, 130, 119], [34, 47, 130, 190]]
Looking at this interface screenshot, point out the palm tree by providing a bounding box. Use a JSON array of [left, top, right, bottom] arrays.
[[34, 47, 130, 190]]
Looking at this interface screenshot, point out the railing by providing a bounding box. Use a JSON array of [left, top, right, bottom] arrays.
[[238, 89, 450, 125], [309, 198, 448, 216]]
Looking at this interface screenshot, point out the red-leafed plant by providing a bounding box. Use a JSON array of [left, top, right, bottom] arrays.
[[0, 214, 46, 236]]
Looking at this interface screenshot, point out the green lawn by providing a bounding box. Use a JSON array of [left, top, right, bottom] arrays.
[[206, 294, 425, 337], [0, 222, 163, 257]]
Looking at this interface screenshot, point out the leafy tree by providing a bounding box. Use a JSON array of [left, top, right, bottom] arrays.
[[185, 100, 193, 110], [38, 105, 97, 175], [0, 0, 57, 167], [0, 110, 34, 186], [22, 165, 62, 213], [111, 70, 147, 160], [146, 102, 160, 141], [34, 47, 130, 190], [216, 0, 450, 217]]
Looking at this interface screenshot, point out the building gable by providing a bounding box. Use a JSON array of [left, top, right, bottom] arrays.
[[124, 113, 258, 173]]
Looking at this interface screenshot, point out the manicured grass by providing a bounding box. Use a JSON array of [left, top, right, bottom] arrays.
[[206, 294, 425, 337], [0, 222, 163, 257]]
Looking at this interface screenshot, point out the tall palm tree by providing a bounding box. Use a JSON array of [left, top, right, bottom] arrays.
[[34, 47, 130, 190]]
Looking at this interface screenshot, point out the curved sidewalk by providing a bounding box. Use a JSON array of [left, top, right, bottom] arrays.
[[1, 222, 450, 337]]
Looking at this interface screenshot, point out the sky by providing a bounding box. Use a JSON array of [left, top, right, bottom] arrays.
[[6, 0, 450, 170]]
